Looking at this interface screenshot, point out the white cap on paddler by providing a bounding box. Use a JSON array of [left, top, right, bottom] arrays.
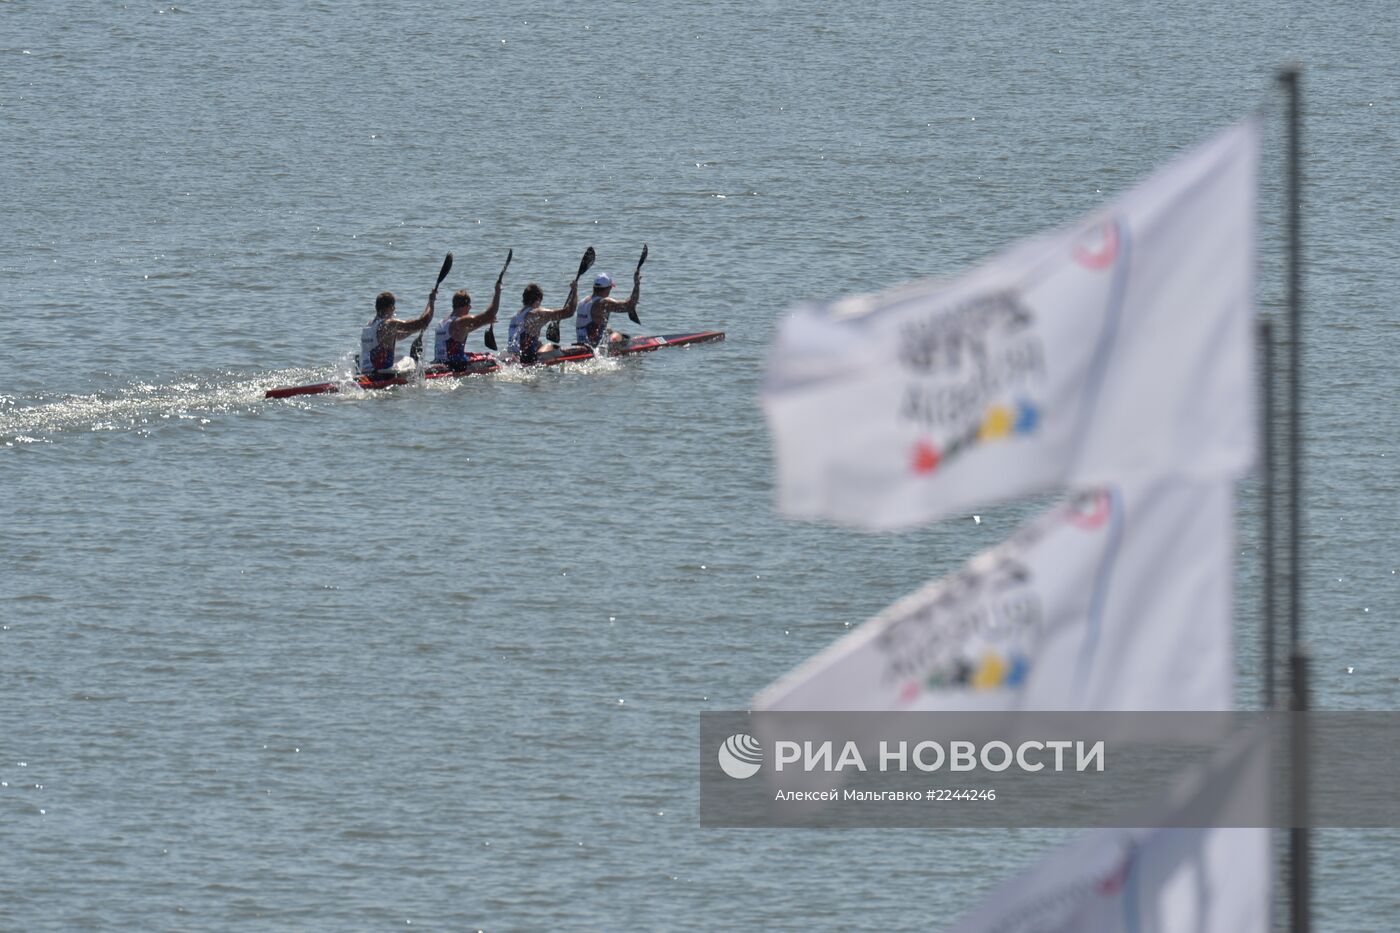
[[594, 272, 613, 288]]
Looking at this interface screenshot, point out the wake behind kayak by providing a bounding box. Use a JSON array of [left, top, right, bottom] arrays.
[[264, 330, 725, 399]]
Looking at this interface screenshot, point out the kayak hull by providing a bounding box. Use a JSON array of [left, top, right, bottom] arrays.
[[265, 331, 725, 399]]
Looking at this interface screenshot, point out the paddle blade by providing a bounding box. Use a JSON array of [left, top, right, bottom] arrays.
[[410, 335, 423, 362], [485, 326, 497, 351], [577, 246, 596, 279], [436, 252, 454, 287], [498, 248, 513, 284], [628, 244, 646, 323], [546, 320, 561, 344]]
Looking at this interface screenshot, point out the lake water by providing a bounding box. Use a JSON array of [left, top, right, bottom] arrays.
[[2, 2, 1397, 929]]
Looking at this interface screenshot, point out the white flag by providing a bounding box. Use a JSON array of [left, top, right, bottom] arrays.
[[755, 476, 1233, 713], [763, 119, 1258, 529], [944, 730, 1271, 933]]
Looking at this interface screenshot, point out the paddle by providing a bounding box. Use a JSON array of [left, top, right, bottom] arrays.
[[627, 243, 647, 325], [410, 252, 454, 364], [547, 246, 596, 345], [484, 248, 512, 352]]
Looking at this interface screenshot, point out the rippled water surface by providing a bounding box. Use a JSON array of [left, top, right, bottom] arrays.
[[3, 2, 1398, 930]]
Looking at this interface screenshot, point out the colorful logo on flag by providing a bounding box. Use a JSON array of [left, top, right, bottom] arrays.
[[899, 649, 1032, 703], [879, 552, 1044, 705], [1067, 489, 1112, 530], [910, 397, 1040, 476], [1073, 220, 1121, 270], [895, 289, 1045, 478]]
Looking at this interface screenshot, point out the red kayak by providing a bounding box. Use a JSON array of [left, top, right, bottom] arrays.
[[265, 330, 725, 399]]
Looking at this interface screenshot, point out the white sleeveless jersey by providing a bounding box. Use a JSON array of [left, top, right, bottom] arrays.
[[507, 307, 531, 353], [359, 319, 392, 372], [433, 317, 454, 363], [574, 295, 602, 344]]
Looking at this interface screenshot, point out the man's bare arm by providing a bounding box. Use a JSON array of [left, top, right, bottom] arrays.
[[601, 271, 640, 318], [484, 279, 503, 321], [453, 280, 503, 338], [531, 304, 576, 326], [388, 292, 436, 338], [449, 310, 493, 341], [532, 277, 582, 325]]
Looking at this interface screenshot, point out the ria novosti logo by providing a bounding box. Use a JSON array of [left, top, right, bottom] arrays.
[[717, 733, 763, 779]]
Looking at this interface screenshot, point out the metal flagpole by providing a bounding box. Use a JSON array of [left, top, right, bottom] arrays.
[[1255, 316, 1283, 932], [1259, 317, 1276, 710], [1278, 64, 1311, 933]]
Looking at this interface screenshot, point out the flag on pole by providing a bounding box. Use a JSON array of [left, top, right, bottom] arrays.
[[943, 729, 1271, 933], [755, 476, 1234, 713], [763, 119, 1259, 529]]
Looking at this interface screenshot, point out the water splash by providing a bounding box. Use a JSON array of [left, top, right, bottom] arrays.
[[0, 367, 331, 443], [1, 353, 629, 442]]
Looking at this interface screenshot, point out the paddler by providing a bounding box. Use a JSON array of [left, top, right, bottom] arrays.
[[573, 267, 640, 348], [431, 281, 501, 369], [360, 289, 435, 374], [507, 280, 579, 365]]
